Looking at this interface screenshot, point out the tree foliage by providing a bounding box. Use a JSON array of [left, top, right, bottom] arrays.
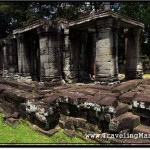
[[0, 2, 103, 38], [117, 2, 150, 57]]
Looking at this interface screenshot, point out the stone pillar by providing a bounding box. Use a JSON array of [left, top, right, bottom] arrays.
[[63, 29, 77, 83], [0, 43, 3, 76], [125, 28, 143, 79], [16, 33, 30, 76], [0, 38, 18, 77], [95, 18, 119, 83], [2, 42, 8, 77], [6, 39, 18, 75], [37, 27, 62, 81], [87, 32, 96, 78]]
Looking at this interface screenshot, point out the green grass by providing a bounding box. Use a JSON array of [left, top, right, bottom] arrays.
[[0, 114, 95, 145], [143, 74, 150, 78]]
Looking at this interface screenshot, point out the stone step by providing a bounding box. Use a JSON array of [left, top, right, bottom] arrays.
[[112, 80, 142, 94], [133, 107, 150, 119], [109, 112, 140, 132], [133, 124, 150, 134], [84, 84, 113, 91], [114, 103, 131, 117], [0, 80, 34, 91], [84, 95, 118, 113], [133, 94, 150, 109], [119, 92, 137, 104]]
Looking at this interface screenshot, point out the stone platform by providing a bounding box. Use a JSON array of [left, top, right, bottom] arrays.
[[0, 79, 150, 144]]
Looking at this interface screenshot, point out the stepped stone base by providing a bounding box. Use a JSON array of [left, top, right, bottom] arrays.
[[0, 78, 150, 144]]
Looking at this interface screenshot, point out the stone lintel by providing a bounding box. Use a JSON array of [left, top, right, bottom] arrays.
[[69, 11, 144, 29]]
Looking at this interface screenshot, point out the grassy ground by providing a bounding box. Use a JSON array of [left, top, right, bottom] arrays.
[[0, 114, 96, 145], [143, 74, 150, 78]]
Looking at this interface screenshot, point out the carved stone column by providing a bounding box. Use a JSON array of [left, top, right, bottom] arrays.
[[0, 39, 18, 77], [63, 29, 77, 83], [125, 28, 143, 79], [87, 32, 96, 79], [16, 33, 30, 76], [2, 41, 8, 77], [95, 18, 119, 83], [37, 26, 62, 82]]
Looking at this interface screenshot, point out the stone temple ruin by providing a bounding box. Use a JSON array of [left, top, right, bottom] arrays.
[[0, 10, 144, 83], [1, 10, 150, 144]]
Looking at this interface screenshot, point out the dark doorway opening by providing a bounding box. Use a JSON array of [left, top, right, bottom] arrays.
[[23, 30, 40, 81]]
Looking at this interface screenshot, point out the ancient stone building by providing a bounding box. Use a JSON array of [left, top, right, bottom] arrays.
[[0, 10, 144, 84], [2, 10, 150, 144]]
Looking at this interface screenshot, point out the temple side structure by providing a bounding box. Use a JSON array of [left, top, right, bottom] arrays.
[[0, 10, 144, 84]]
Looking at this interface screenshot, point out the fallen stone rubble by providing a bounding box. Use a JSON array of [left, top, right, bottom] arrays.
[[0, 79, 150, 144]]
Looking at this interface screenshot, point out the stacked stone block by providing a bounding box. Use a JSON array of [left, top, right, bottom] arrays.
[[1, 79, 150, 143]]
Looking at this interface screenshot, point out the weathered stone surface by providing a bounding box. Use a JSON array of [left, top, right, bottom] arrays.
[[0, 85, 7, 93], [125, 28, 143, 80], [119, 92, 137, 104], [109, 138, 123, 144], [2, 78, 150, 135], [94, 92, 119, 98], [87, 116, 98, 125], [46, 112, 60, 123], [83, 95, 103, 111], [0, 107, 3, 113], [59, 103, 70, 116], [123, 138, 150, 144], [133, 125, 150, 134], [109, 112, 140, 132], [112, 80, 141, 94], [37, 94, 60, 106], [31, 124, 58, 136], [96, 97, 118, 113], [133, 94, 150, 109], [114, 103, 130, 117], [87, 109, 97, 118], [140, 84, 150, 88], [2, 113, 11, 122], [11, 112, 20, 119], [3, 89, 25, 102], [64, 129, 76, 138], [58, 91, 86, 105], [84, 122, 100, 133], [133, 86, 144, 92], [0, 80, 34, 91], [97, 96, 118, 107], [86, 84, 113, 91], [98, 112, 112, 122], [69, 104, 80, 117], [69, 88, 99, 96], [5, 117, 19, 127], [133, 108, 150, 118], [79, 109, 88, 119], [34, 116, 59, 131], [44, 81, 62, 88]]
